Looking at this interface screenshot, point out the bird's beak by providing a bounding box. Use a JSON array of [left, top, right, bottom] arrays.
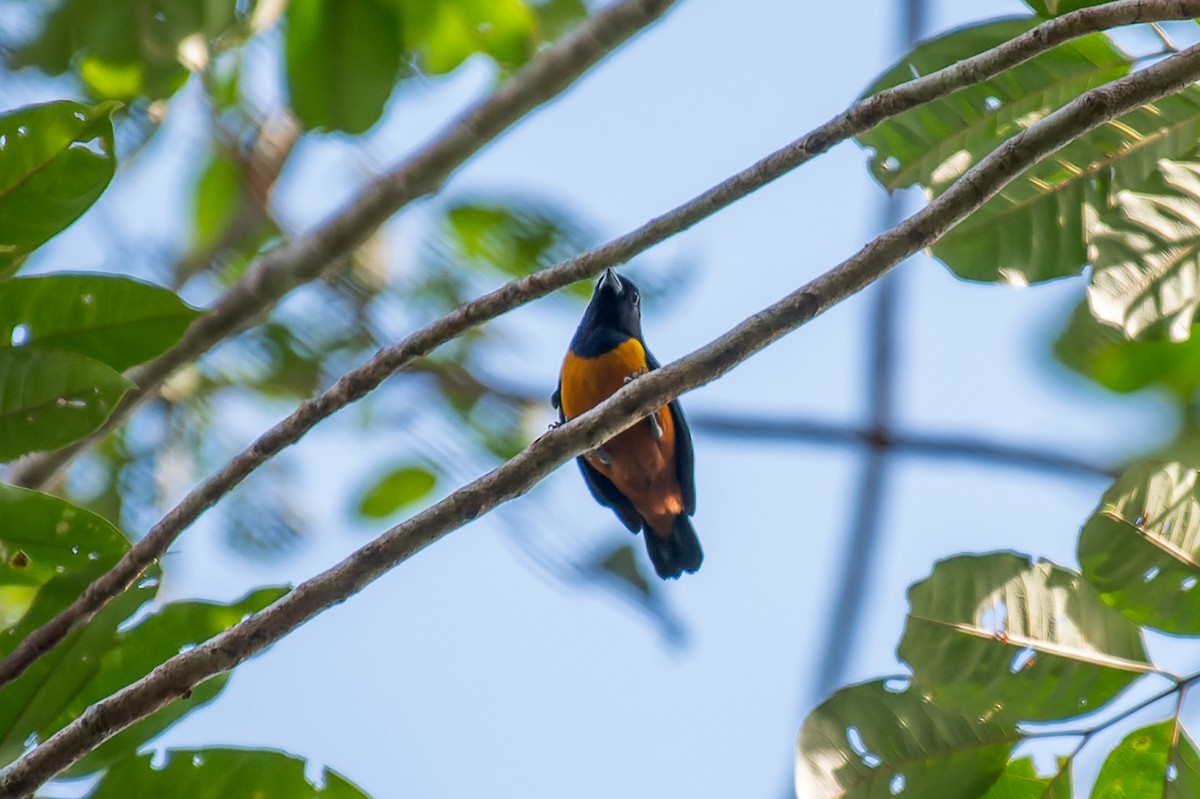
[[599, 268, 623, 295]]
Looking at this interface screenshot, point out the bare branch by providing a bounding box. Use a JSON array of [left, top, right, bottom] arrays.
[[11, 0, 1200, 490], [691, 413, 1116, 479], [5, 39, 1200, 797]]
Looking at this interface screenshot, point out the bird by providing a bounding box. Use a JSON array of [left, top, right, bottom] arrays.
[[552, 268, 702, 579]]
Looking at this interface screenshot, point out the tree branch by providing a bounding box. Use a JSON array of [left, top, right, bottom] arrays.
[[10, 0, 1199, 491], [691, 413, 1117, 478], [5, 0, 682, 489], [5, 39, 1200, 797], [0, 0, 1179, 694]]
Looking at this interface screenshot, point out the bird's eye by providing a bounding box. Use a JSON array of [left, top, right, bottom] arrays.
[[632, 293, 640, 306]]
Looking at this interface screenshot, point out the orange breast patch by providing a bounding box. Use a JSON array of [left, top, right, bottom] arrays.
[[559, 340, 682, 534]]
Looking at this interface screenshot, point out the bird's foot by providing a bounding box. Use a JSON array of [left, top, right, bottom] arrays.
[[622, 367, 649, 384]]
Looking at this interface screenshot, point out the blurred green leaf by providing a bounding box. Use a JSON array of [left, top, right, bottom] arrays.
[[0, 274, 204, 372], [598, 543, 651, 598], [1091, 721, 1200, 798], [1089, 160, 1200, 341], [978, 757, 1070, 799], [12, 0, 247, 101], [285, 0, 402, 133], [0, 348, 133, 463], [444, 198, 592, 277], [0, 484, 128, 594], [1053, 299, 1200, 397], [0, 101, 117, 277], [533, 0, 588, 43], [899, 552, 1151, 724], [89, 747, 372, 799], [1079, 461, 1200, 634], [1023, 0, 1114, 16], [398, 0, 537, 74], [795, 678, 1015, 799], [65, 587, 287, 776], [193, 152, 247, 251], [356, 464, 437, 518]]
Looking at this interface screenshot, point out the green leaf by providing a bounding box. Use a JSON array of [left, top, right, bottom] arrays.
[[443, 198, 592, 278], [1091, 721, 1200, 798], [899, 552, 1152, 724], [0, 484, 128, 594], [0, 101, 117, 276], [0, 576, 285, 772], [858, 19, 1200, 284], [1088, 160, 1200, 341], [355, 464, 437, 518], [1024, 0, 1114, 17], [0, 567, 152, 765], [398, 0, 537, 74], [533, 0, 587, 43], [65, 586, 287, 776], [1053, 298, 1200, 397], [89, 747, 372, 799], [0, 274, 204, 372], [1079, 461, 1200, 634], [795, 678, 1015, 799], [0, 348, 132, 463], [285, 0, 402, 134], [859, 20, 1128, 195], [936, 89, 1200, 285], [12, 0, 246, 101], [978, 757, 1070, 799]]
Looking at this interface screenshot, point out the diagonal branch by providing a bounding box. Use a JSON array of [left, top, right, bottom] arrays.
[[10, 0, 1200, 491], [0, 0, 1185, 694], [5, 39, 1200, 797], [5, 0, 683, 489]]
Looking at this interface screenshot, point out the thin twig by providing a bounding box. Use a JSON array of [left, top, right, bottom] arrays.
[[691, 413, 1117, 478], [9, 0, 1200, 491], [5, 40, 1200, 797]]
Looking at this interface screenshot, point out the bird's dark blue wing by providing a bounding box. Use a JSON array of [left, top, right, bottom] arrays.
[[643, 345, 696, 515]]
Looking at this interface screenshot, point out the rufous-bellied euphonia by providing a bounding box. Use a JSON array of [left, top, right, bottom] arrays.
[[552, 268, 702, 579]]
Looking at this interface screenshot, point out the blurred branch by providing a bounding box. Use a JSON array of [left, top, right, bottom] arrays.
[[11, 0, 1199, 490], [6, 43, 1200, 795], [693, 413, 1116, 479], [5, 0, 682, 489]]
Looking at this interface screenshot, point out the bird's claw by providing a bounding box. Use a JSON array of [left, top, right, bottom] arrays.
[[622, 367, 649, 385]]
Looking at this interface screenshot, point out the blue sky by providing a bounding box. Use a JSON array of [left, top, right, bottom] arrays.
[[21, 0, 1198, 796]]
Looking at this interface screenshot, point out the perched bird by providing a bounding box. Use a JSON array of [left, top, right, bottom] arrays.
[[553, 268, 702, 579]]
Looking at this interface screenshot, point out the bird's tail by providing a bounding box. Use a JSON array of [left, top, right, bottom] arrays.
[[644, 514, 703, 580]]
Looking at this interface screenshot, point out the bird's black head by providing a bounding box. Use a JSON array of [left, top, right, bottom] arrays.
[[570, 268, 643, 357]]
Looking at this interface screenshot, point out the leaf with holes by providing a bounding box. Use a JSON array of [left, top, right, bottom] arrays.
[[935, 90, 1200, 285], [1088, 160, 1200, 341], [0, 484, 128, 603], [0, 101, 118, 277], [0, 274, 204, 371], [796, 678, 1015, 799], [899, 552, 1152, 724], [0, 348, 132, 462], [977, 757, 1070, 799], [285, 0, 402, 133], [859, 19, 1128, 196], [1079, 461, 1200, 634], [1053, 299, 1200, 397], [1091, 721, 1200, 798], [90, 747, 372, 799]]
